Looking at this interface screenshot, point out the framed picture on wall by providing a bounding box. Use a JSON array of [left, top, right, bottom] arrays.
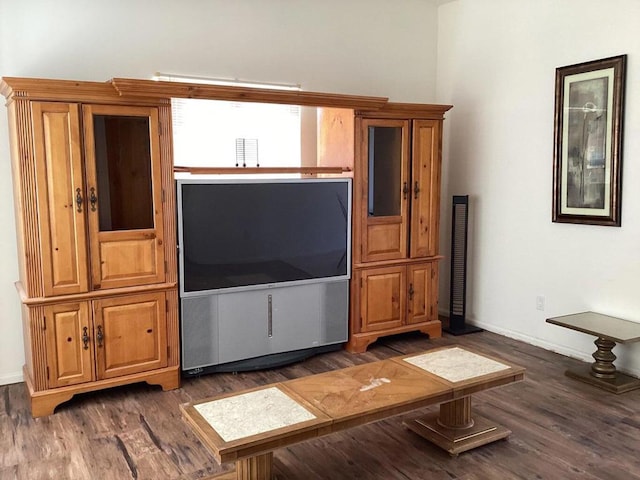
[[552, 54, 626, 226]]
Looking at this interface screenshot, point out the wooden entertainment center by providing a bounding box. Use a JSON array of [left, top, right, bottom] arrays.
[[1, 76, 451, 416]]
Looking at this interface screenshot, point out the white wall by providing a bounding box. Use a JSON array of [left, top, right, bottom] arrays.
[[8, 0, 635, 387], [0, 0, 24, 385], [0, 0, 440, 384], [437, 0, 640, 375]]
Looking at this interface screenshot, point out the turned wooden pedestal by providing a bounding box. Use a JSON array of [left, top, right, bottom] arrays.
[[182, 346, 525, 479], [404, 396, 511, 456], [547, 312, 640, 394], [205, 453, 273, 480], [234, 453, 272, 480]]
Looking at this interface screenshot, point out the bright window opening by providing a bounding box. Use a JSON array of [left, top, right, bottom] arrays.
[[172, 98, 303, 177]]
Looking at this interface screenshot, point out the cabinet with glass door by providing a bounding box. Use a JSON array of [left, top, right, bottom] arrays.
[[348, 104, 452, 353], [2, 78, 180, 417]]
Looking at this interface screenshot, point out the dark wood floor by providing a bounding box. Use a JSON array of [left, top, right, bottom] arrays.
[[2, 330, 640, 480]]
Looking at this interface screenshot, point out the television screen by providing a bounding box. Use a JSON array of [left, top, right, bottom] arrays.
[[177, 178, 351, 295]]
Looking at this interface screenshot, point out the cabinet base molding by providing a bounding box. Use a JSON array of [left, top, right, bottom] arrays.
[[345, 320, 441, 353], [25, 365, 180, 417]]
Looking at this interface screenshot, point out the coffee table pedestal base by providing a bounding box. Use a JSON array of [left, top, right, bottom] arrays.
[[563, 337, 640, 394], [565, 367, 640, 394], [404, 396, 511, 456]]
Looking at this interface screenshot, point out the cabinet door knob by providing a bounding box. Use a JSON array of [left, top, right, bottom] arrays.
[[403, 182, 409, 200], [414, 181, 420, 199], [408, 283, 415, 300]]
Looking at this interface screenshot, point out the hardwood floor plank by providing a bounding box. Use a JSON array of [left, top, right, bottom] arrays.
[[2, 330, 640, 479]]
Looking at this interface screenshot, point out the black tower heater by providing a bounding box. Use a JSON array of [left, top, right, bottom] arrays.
[[444, 195, 482, 335]]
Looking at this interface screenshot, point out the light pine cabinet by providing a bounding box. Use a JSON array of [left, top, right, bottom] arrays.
[[33, 102, 166, 294], [2, 78, 180, 417], [409, 119, 442, 259], [44, 301, 93, 388], [94, 292, 168, 379], [357, 118, 442, 263], [358, 265, 405, 332], [32, 102, 89, 297], [348, 104, 451, 353], [82, 104, 166, 290], [2, 75, 449, 413], [406, 262, 438, 325], [44, 292, 167, 387], [358, 118, 411, 263], [354, 261, 438, 334]]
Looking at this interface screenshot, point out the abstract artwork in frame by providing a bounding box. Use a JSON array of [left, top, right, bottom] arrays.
[[552, 55, 626, 226]]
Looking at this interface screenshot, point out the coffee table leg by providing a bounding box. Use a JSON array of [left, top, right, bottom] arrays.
[[236, 452, 273, 480], [210, 453, 273, 480], [404, 396, 511, 456]]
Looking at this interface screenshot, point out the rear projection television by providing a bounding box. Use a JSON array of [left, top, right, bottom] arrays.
[[177, 178, 352, 296]]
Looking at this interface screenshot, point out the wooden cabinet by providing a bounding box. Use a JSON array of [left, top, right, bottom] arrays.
[[32, 102, 166, 294], [31, 102, 89, 297], [350, 261, 439, 351], [358, 265, 406, 332], [2, 75, 449, 412], [348, 104, 452, 352], [83, 105, 166, 290], [44, 293, 167, 387], [406, 262, 437, 325], [357, 118, 442, 263], [2, 78, 180, 417], [94, 293, 168, 379], [44, 301, 93, 388]]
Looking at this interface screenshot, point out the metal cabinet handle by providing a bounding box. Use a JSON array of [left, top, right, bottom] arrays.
[[75, 188, 83, 213], [96, 325, 104, 347], [403, 182, 409, 200], [414, 181, 420, 199], [82, 326, 89, 350], [89, 187, 98, 212], [267, 294, 273, 338], [408, 283, 415, 300]]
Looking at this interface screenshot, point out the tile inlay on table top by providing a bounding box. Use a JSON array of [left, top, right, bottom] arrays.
[[403, 347, 510, 382], [194, 386, 316, 442]]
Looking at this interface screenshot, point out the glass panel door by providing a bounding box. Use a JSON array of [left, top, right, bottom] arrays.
[[368, 126, 403, 217], [83, 104, 165, 290], [92, 115, 154, 231], [359, 118, 410, 263]]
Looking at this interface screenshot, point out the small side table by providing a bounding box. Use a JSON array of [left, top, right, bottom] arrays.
[[547, 311, 640, 394]]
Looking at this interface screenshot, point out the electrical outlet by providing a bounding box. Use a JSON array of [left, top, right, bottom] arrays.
[[536, 295, 545, 311]]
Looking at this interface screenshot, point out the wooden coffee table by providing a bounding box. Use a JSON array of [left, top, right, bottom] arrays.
[[547, 311, 640, 393], [181, 346, 525, 479]]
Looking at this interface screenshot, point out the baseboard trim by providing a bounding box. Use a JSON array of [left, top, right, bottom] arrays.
[[0, 371, 24, 386], [468, 317, 640, 379]]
